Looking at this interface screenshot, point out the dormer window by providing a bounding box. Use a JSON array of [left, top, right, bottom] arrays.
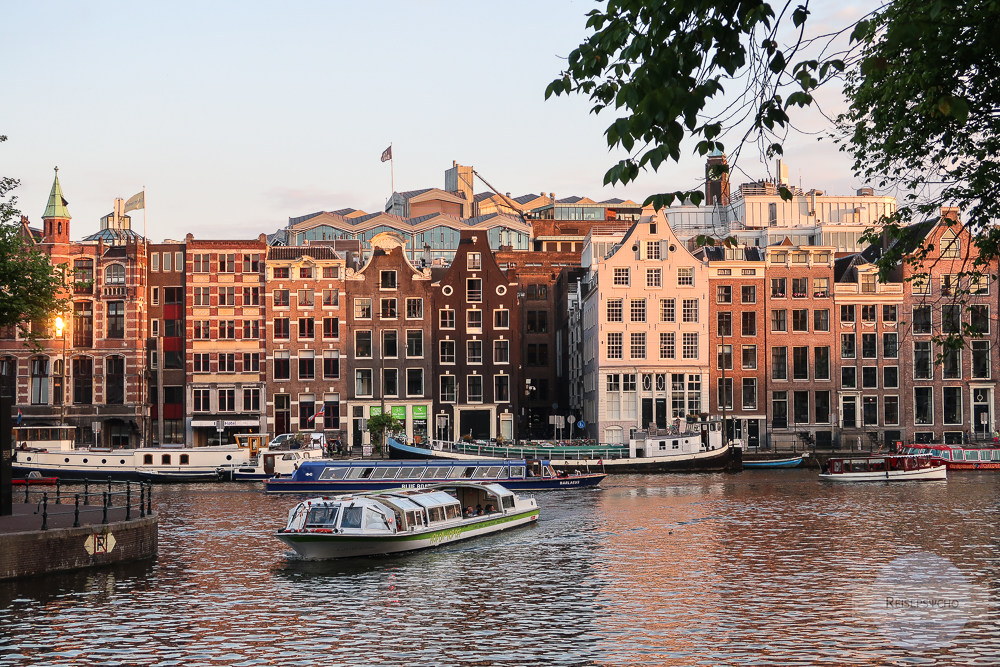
[[380, 270, 397, 289]]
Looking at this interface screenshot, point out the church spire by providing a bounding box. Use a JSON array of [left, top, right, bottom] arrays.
[[41, 166, 71, 243]]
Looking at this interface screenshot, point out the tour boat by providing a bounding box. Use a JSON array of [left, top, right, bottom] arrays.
[[274, 482, 539, 559], [900, 443, 1000, 470], [264, 458, 605, 493], [743, 453, 808, 469], [819, 454, 947, 482], [387, 418, 739, 473]]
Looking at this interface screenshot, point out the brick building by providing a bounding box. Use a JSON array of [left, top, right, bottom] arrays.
[[147, 241, 186, 444]]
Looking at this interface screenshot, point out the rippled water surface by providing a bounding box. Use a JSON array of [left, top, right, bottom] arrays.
[[1, 471, 998, 666]]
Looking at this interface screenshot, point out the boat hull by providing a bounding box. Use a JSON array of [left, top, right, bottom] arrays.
[[265, 474, 604, 493], [743, 456, 805, 469], [276, 508, 539, 559], [819, 465, 947, 482], [12, 463, 223, 483], [388, 439, 737, 473]]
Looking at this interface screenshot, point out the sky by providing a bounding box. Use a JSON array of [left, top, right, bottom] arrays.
[[3, 1, 870, 243]]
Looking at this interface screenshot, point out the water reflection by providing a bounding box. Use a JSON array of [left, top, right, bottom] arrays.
[[0, 473, 998, 665]]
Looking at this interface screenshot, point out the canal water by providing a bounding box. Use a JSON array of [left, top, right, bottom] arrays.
[[1, 470, 998, 666]]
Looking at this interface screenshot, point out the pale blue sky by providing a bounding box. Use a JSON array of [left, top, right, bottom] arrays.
[[3, 1, 869, 242]]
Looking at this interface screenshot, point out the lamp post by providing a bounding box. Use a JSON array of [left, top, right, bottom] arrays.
[[54, 315, 66, 425]]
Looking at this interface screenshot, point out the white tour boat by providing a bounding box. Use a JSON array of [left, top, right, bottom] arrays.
[[275, 481, 539, 559], [819, 454, 947, 482]]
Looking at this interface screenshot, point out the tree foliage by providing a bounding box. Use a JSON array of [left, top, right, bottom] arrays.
[[366, 412, 404, 453], [0, 135, 66, 349]]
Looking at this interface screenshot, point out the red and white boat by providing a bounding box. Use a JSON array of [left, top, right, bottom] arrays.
[[901, 444, 1000, 471], [819, 454, 947, 482]]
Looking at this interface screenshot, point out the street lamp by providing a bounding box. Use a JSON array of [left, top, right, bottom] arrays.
[[54, 315, 66, 425]]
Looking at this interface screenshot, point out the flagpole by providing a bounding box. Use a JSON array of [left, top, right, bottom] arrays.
[[390, 142, 395, 196]]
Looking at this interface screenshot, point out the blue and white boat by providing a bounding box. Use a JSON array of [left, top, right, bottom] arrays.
[[742, 453, 808, 469], [264, 457, 605, 494], [275, 481, 539, 559]]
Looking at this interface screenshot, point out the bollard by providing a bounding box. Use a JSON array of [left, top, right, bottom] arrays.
[[126, 482, 131, 520], [107, 477, 112, 499], [146, 483, 152, 515], [41, 493, 48, 531], [83, 479, 89, 505], [73, 494, 80, 528], [139, 486, 146, 518], [55, 479, 61, 505], [23, 483, 29, 504], [102, 492, 108, 524]]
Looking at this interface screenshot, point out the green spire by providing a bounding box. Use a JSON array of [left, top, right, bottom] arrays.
[[43, 166, 71, 219]]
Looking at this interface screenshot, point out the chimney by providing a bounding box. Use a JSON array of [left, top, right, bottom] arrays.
[[941, 207, 960, 222]]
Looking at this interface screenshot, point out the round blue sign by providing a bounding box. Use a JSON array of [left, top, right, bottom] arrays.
[[576, 420, 586, 429]]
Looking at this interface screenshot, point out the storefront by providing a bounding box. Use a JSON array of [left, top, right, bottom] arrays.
[[189, 417, 265, 447]]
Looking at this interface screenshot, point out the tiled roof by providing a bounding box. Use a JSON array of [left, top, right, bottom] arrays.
[[397, 188, 433, 200]]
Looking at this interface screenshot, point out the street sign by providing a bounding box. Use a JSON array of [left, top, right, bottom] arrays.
[[216, 419, 225, 433], [577, 420, 586, 429], [566, 415, 574, 424]]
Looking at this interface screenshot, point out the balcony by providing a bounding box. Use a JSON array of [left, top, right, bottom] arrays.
[[102, 285, 135, 299]]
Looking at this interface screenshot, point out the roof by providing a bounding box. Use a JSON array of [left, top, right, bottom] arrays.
[[268, 246, 340, 260], [43, 167, 71, 220], [702, 246, 766, 261], [81, 228, 144, 244]]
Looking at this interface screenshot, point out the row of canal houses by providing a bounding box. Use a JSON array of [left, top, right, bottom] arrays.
[[4, 165, 997, 450]]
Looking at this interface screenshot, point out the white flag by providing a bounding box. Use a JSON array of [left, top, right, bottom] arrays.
[[124, 191, 145, 213]]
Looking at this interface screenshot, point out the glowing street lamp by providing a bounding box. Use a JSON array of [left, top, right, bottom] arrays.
[[54, 315, 66, 425]]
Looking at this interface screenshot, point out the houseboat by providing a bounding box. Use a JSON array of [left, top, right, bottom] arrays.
[[265, 458, 605, 493], [387, 418, 738, 473], [819, 454, 947, 482], [900, 443, 1000, 470], [228, 433, 326, 480], [274, 482, 539, 559]]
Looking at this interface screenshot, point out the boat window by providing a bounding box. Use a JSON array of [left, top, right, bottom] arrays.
[[501, 496, 514, 510], [143, 454, 153, 464], [992, 451, 1000, 461], [162, 454, 171, 465], [364, 509, 391, 530], [480, 466, 503, 479], [446, 466, 464, 479], [319, 467, 349, 480], [428, 506, 446, 522], [507, 466, 525, 478], [394, 467, 418, 479], [422, 466, 452, 479], [378, 467, 400, 479], [964, 450, 979, 461], [347, 467, 376, 479], [305, 506, 339, 527], [444, 504, 460, 519], [180, 454, 190, 465], [658, 440, 667, 451], [340, 506, 363, 528], [281, 453, 296, 460]]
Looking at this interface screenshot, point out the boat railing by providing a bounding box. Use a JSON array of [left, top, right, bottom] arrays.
[[18, 479, 154, 531], [426, 438, 628, 461]]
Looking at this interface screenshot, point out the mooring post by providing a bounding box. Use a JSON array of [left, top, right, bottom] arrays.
[[73, 494, 80, 528], [41, 492, 48, 531], [139, 485, 146, 518], [125, 482, 131, 520], [102, 492, 108, 524], [55, 478, 61, 505], [146, 483, 152, 515], [83, 479, 89, 505]]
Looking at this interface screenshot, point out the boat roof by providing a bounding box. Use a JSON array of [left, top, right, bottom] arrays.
[[298, 458, 544, 468], [299, 481, 515, 509]]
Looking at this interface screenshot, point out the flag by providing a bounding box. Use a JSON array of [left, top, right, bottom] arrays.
[[124, 191, 145, 213], [380, 145, 392, 163], [309, 405, 325, 423], [597, 458, 603, 465], [16, 408, 23, 425]]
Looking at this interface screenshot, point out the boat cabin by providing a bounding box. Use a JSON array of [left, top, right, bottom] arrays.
[[826, 454, 937, 475], [234, 433, 265, 457], [13, 426, 77, 452]]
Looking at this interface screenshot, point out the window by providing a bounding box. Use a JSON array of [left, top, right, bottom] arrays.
[[243, 254, 260, 273], [677, 267, 694, 286], [298, 351, 315, 380], [883, 366, 899, 388], [441, 376, 457, 402], [193, 388, 211, 412], [883, 305, 898, 322], [646, 240, 661, 259], [242, 320, 260, 339], [273, 289, 290, 307], [792, 309, 809, 332], [717, 344, 732, 370], [862, 366, 878, 388], [717, 312, 732, 337], [191, 286, 208, 306], [407, 368, 424, 397], [355, 331, 373, 358], [842, 366, 856, 388], [495, 375, 510, 403], [682, 333, 698, 359], [467, 310, 483, 331], [841, 304, 855, 324], [467, 252, 481, 270], [243, 388, 260, 412], [972, 341, 991, 378], [298, 397, 315, 430], [881, 333, 898, 358], [942, 348, 960, 379], [772, 347, 787, 380], [885, 396, 899, 425], [323, 350, 340, 379], [219, 286, 235, 306], [526, 284, 548, 300], [792, 346, 809, 380], [814, 309, 830, 332], [468, 340, 483, 364], [440, 309, 455, 329], [151, 287, 160, 306], [630, 332, 646, 359], [73, 301, 93, 347], [718, 378, 733, 410], [793, 391, 810, 424], [813, 278, 829, 298], [741, 311, 756, 336], [941, 274, 958, 296], [273, 318, 289, 340], [646, 268, 662, 288], [741, 285, 756, 304], [943, 387, 962, 425], [863, 396, 878, 426], [608, 332, 623, 359], [494, 309, 510, 329], [630, 300, 647, 323], [770, 278, 786, 298], [681, 299, 698, 324], [815, 347, 830, 380], [494, 337, 511, 364], [105, 356, 125, 405], [380, 297, 397, 319], [862, 333, 877, 358], [528, 310, 550, 332], [297, 290, 315, 307], [861, 305, 877, 322], [193, 254, 211, 273], [194, 320, 211, 340], [72, 357, 93, 405], [717, 285, 732, 304], [322, 266, 338, 279], [861, 274, 876, 294], [219, 353, 236, 373], [613, 268, 630, 286], [914, 387, 933, 425], [466, 278, 483, 303], [792, 278, 807, 298], [323, 317, 339, 339], [298, 266, 313, 280], [405, 298, 423, 319], [467, 375, 483, 403], [243, 353, 260, 372], [440, 340, 456, 364], [355, 369, 373, 397], [105, 264, 126, 285], [912, 276, 930, 294], [913, 306, 932, 334], [768, 203, 778, 226], [659, 332, 675, 359], [323, 289, 340, 308], [406, 330, 423, 357], [354, 298, 372, 319], [970, 305, 990, 334], [942, 304, 962, 333], [526, 343, 548, 366], [218, 320, 236, 339], [660, 298, 675, 322], [914, 342, 933, 379], [380, 271, 397, 289], [815, 391, 830, 423], [841, 334, 856, 359], [107, 301, 125, 338], [29, 357, 48, 405], [772, 391, 788, 428], [771, 309, 787, 332], [273, 351, 290, 380], [940, 229, 960, 258]]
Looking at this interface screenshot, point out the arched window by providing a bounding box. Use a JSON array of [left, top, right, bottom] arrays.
[[105, 356, 125, 405], [941, 229, 960, 258], [604, 426, 624, 445], [105, 264, 126, 284]]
